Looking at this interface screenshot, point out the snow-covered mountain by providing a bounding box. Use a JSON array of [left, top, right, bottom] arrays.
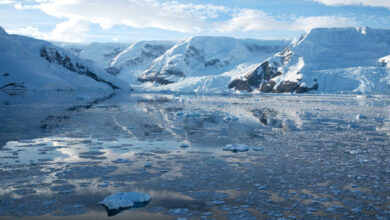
[[138, 36, 289, 86], [77, 42, 131, 70], [0, 27, 128, 93], [108, 41, 175, 83], [230, 27, 390, 94]]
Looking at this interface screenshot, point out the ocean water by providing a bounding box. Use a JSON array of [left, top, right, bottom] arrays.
[[0, 92, 389, 219]]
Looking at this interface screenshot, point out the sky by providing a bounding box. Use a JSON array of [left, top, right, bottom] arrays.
[[0, 0, 389, 43]]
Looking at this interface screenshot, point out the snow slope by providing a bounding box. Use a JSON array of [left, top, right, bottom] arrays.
[[78, 42, 131, 70], [230, 27, 390, 94], [109, 41, 175, 83], [138, 36, 289, 88], [0, 27, 128, 93]]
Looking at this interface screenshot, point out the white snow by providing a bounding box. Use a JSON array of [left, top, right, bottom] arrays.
[[223, 144, 250, 152], [0, 27, 129, 91], [78, 42, 131, 69], [138, 36, 288, 92], [111, 41, 175, 84], [259, 27, 390, 94], [98, 192, 151, 210], [4, 25, 390, 94]]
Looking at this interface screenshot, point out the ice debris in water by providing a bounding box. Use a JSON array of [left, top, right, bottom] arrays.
[[144, 162, 153, 168], [99, 192, 151, 210], [356, 114, 367, 120], [223, 116, 239, 122], [223, 144, 249, 152], [253, 147, 264, 151]]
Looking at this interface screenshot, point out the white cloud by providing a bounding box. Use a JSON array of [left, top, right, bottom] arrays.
[[7, 19, 89, 42], [311, 0, 390, 9], [0, 0, 13, 4], [5, 0, 362, 42], [15, 0, 209, 33], [217, 9, 357, 32], [7, 26, 47, 39]]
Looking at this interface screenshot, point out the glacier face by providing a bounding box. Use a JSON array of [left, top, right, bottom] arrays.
[[0, 28, 129, 93], [230, 27, 390, 94]]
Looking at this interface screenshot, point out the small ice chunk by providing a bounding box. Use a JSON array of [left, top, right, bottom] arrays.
[[223, 116, 239, 122], [253, 147, 264, 151], [223, 144, 249, 152], [144, 162, 153, 168], [99, 192, 151, 210], [176, 112, 185, 116], [356, 114, 367, 120], [346, 149, 363, 155], [98, 182, 109, 187]]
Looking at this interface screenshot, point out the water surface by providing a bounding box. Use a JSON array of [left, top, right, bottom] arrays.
[[0, 92, 389, 219]]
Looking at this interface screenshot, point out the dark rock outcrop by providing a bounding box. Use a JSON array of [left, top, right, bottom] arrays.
[[40, 47, 119, 89], [229, 61, 318, 93]]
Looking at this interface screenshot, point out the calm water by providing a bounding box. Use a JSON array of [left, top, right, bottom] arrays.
[[0, 92, 389, 219]]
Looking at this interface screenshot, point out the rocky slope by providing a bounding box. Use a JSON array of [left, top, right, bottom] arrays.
[[229, 27, 390, 94], [0, 27, 128, 94]]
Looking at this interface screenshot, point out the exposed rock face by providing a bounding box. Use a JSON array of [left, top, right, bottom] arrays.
[[40, 47, 119, 89], [229, 60, 318, 93], [229, 61, 282, 92], [230, 27, 390, 94]]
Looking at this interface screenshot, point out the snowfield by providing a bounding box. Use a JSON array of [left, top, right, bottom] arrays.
[[0, 26, 129, 93], [110, 41, 175, 83], [78, 42, 131, 70]]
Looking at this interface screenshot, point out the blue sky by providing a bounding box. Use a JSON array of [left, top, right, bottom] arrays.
[[0, 0, 389, 42]]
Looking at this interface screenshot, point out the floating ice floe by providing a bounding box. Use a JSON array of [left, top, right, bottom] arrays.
[[223, 144, 249, 152], [99, 192, 151, 210]]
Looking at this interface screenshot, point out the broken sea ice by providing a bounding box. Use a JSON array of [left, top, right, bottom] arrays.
[[98, 192, 151, 210]]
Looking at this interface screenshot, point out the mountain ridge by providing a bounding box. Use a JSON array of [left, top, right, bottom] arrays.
[[0, 26, 129, 93]]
